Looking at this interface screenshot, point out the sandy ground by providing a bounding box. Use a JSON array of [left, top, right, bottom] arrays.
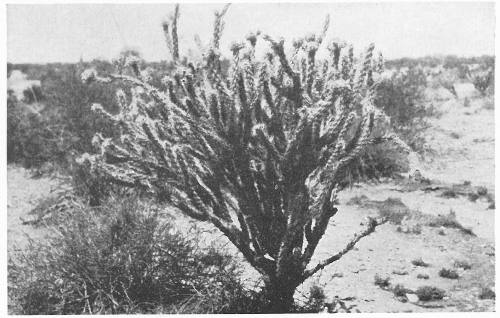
[[7, 167, 66, 253], [7, 87, 495, 312]]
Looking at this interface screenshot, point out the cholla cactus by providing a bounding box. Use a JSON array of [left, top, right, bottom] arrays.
[[467, 68, 493, 96], [80, 4, 408, 312]]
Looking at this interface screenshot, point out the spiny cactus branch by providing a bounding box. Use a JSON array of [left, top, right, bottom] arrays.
[[303, 216, 387, 280]]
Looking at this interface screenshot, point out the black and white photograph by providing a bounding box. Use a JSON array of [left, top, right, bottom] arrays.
[[3, 0, 497, 314]]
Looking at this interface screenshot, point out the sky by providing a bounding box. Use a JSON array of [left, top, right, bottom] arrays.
[[6, 2, 495, 63]]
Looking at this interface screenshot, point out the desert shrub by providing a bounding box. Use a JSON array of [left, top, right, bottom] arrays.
[[22, 84, 44, 104], [453, 260, 471, 270], [6, 90, 67, 168], [439, 268, 459, 279], [427, 210, 474, 236], [441, 189, 458, 198], [300, 285, 327, 313], [417, 273, 430, 280], [41, 63, 121, 157], [8, 197, 253, 314], [374, 274, 391, 289], [393, 284, 410, 297], [375, 67, 428, 125], [374, 197, 411, 225], [412, 258, 430, 267], [7, 62, 125, 172], [479, 287, 495, 300], [415, 286, 445, 301], [345, 66, 430, 180]]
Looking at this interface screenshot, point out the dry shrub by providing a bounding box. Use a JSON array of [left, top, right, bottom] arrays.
[[439, 268, 459, 279], [453, 260, 472, 270], [427, 210, 474, 236], [374, 274, 391, 289], [412, 258, 430, 267], [479, 287, 495, 300], [347, 66, 433, 181], [8, 197, 255, 314], [416, 286, 445, 301]]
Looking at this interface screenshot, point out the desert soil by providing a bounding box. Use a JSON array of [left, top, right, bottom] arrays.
[[7, 84, 495, 312]]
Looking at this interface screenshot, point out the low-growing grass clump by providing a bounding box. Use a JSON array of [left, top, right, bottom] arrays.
[[412, 258, 430, 267], [439, 268, 460, 279], [393, 284, 411, 297], [8, 197, 259, 314], [417, 273, 430, 280], [453, 260, 472, 270], [301, 285, 327, 313], [397, 223, 422, 235], [374, 274, 391, 289], [426, 210, 475, 236], [415, 286, 445, 301], [478, 287, 495, 300]]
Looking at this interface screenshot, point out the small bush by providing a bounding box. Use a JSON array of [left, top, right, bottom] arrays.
[[346, 66, 431, 181], [441, 189, 458, 198], [374, 274, 391, 289], [479, 287, 495, 300], [468, 192, 479, 202], [302, 285, 327, 313], [7, 62, 123, 172], [8, 197, 252, 314], [415, 286, 445, 301], [427, 210, 475, 236], [412, 258, 430, 267], [393, 284, 410, 297], [22, 84, 44, 104], [439, 268, 459, 279], [376, 197, 411, 225], [477, 186, 488, 196], [417, 273, 430, 280], [453, 260, 472, 270]]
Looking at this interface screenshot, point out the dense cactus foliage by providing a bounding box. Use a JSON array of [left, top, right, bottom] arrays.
[[79, 4, 408, 311]]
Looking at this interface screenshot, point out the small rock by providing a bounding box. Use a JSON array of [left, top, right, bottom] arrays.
[[393, 269, 409, 275], [407, 294, 419, 303]]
